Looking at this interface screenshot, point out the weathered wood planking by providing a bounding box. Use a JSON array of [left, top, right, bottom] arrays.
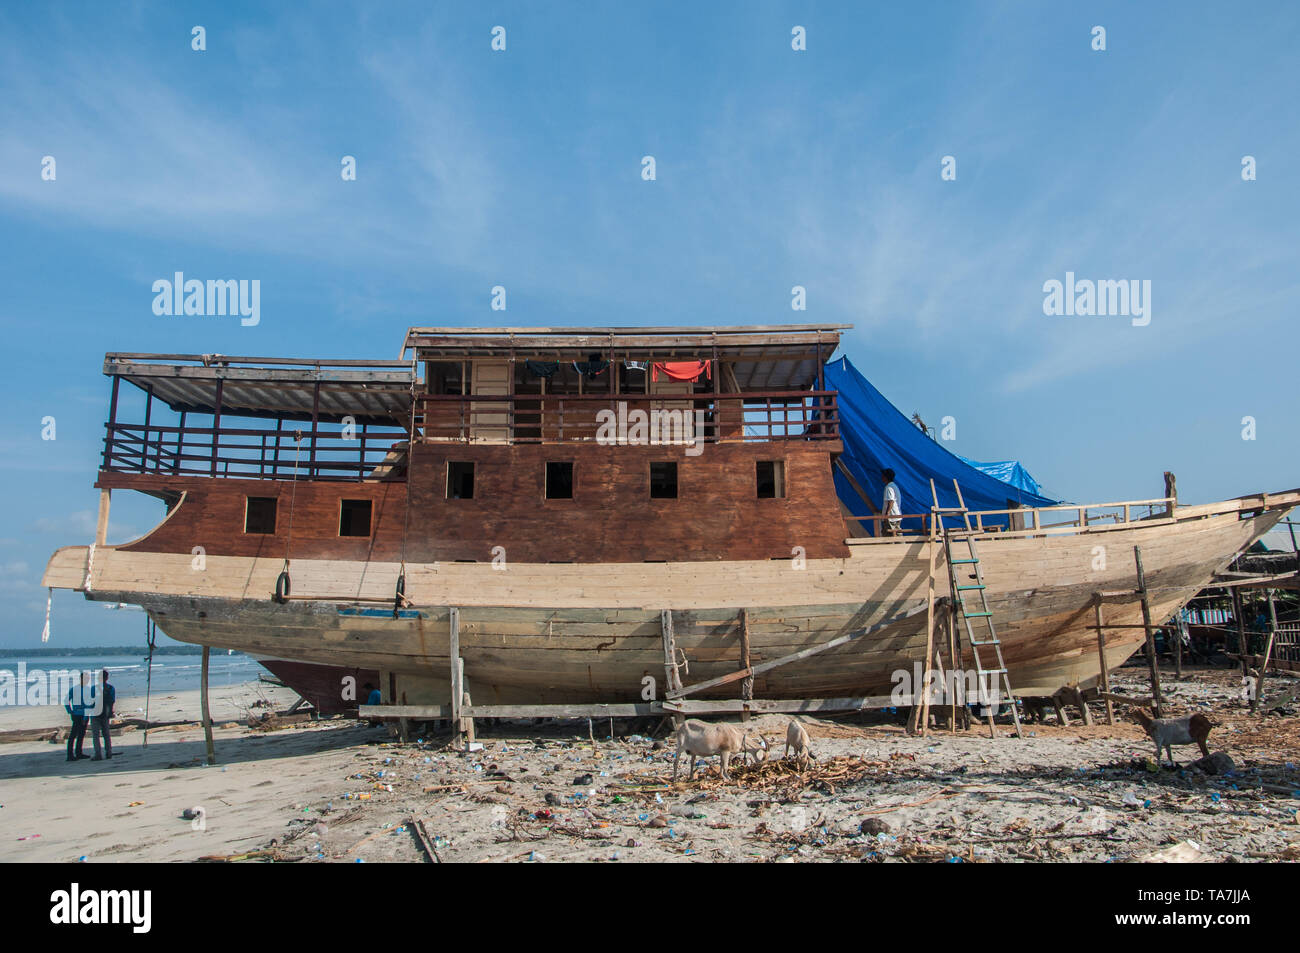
[[44, 497, 1286, 701]]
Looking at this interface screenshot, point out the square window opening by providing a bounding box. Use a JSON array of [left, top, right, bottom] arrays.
[[339, 499, 373, 537], [447, 461, 475, 499], [245, 497, 277, 534], [546, 461, 574, 499], [650, 461, 678, 499], [756, 460, 785, 499]]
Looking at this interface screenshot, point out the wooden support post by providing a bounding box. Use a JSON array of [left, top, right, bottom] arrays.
[[175, 411, 186, 474], [919, 521, 938, 737], [210, 378, 223, 477], [94, 488, 111, 547], [1133, 546, 1164, 718], [944, 612, 957, 733], [1052, 692, 1070, 726], [661, 610, 682, 696], [103, 374, 120, 470], [308, 381, 320, 479], [460, 661, 475, 743], [1164, 471, 1177, 519], [1094, 600, 1115, 725], [449, 607, 463, 741], [1072, 685, 1093, 726], [1232, 586, 1248, 676], [143, 384, 154, 471], [200, 645, 216, 765], [1252, 590, 1278, 713], [738, 609, 753, 721]]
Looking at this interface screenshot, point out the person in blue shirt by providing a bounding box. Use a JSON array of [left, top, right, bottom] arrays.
[[90, 668, 116, 760], [363, 682, 382, 706], [64, 671, 90, 762]]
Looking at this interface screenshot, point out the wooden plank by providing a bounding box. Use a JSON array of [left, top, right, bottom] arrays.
[[449, 606, 461, 730], [666, 602, 930, 699], [95, 489, 111, 547], [920, 527, 938, 736], [1094, 600, 1115, 725], [834, 457, 881, 516], [739, 608, 753, 719], [1133, 546, 1164, 718], [661, 609, 681, 695], [1097, 691, 1154, 708], [1252, 590, 1278, 713], [200, 645, 216, 765], [662, 695, 909, 714]]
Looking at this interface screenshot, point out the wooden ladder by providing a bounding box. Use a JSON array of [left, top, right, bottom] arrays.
[[941, 480, 1023, 739]]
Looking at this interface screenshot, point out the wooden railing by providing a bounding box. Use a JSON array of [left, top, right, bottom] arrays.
[[413, 390, 840, 444], [102, 422, 410, 481], [847, 497, 1179, 540]]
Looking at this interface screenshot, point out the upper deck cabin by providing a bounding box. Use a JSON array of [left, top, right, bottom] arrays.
[[98, 325, 847, 484]]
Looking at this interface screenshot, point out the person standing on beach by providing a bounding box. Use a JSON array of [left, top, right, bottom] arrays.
[[64, 671, 89, 761], [90, 668, 115, 760]]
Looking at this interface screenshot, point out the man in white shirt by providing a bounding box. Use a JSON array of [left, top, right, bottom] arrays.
[[881, 468, 902, 536]]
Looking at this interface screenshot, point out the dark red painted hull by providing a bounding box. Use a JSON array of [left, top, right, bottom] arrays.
[[257, 659, 379, 715]]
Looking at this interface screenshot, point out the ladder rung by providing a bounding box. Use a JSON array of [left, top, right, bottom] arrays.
[[950, 558, 979, 564], [975, 668, 1008, 676], [968, 638, 1001, 646], [963, 611, 993, 618], [955, 585, 985, 590]]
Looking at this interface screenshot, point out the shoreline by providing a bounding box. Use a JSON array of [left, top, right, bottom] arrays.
[[0, 681, 300, 735]]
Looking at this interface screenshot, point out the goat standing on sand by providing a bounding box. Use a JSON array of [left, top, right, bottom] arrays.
[[784, 719, 816, 766], [672, 719, 767, 781], [1133, 709, 1214, 765]]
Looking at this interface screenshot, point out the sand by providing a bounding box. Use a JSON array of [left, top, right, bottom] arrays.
[[2, 668, 1297, 863]]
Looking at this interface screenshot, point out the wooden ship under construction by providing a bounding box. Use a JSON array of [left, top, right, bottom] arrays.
[[41, 325, 1300, 727]]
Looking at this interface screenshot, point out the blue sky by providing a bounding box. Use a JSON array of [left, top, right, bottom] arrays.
[[1, 2, 1297, 647]]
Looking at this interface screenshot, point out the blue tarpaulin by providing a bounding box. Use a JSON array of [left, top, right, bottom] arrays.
[[955, 456, 1046, 497], [824, 356, 1057, 535]]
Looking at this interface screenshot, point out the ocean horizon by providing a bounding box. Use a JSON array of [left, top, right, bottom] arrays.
[[0, 651, 265, 706]]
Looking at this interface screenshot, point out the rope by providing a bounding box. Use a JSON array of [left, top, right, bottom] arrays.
[[395, 357, 418, 616], [274, 434, 304, 603], [41, 588, 51, 642], [142, 616, 157, 748]]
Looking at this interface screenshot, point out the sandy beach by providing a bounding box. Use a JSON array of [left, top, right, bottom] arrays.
[[2, 668, 1297, 864]]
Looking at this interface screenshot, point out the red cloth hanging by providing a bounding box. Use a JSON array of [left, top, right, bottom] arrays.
[[651, 360, 712, 383]]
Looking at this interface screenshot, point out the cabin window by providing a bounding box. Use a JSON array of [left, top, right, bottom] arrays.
[[757, 460, 785, 499], [447, 461, 475, 499], [650, 461, 678, 499], [339, 499, 372, 537], [245, 497, 277, 534], [546, 461, 574, 499]]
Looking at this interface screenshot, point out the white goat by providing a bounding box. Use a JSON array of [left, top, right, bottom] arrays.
[[672, 719, 767, 781], [783, 719, 816, 765]]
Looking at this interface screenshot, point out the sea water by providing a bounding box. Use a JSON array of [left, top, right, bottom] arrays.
[[0, 651, 264, 705]]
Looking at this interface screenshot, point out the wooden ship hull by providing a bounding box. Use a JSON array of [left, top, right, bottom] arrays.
[[39, 327, 1299, 717], [42, 488, 1293, 709]]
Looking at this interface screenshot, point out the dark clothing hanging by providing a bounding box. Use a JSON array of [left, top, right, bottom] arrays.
[[525, 361, 560, 379]]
